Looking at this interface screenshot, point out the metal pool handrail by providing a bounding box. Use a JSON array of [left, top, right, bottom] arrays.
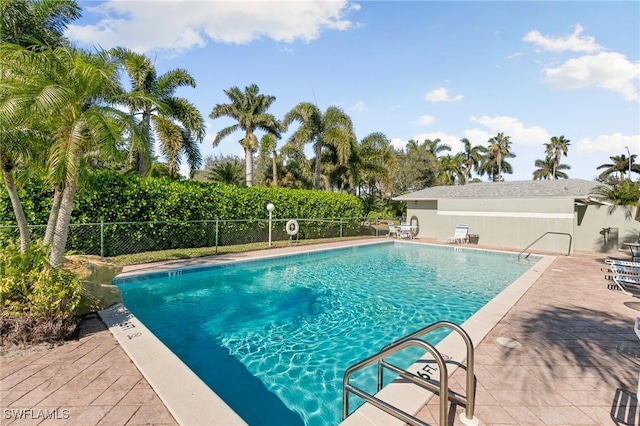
[[517, 231, 572, 261], [342, 321, 477, 426], [342, 338, 447, 426]]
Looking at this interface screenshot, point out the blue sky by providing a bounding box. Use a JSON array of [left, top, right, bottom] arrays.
[[67, 1, 640, 182]]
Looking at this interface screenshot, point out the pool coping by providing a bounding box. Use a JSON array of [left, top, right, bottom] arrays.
[[102, 240, 554, 426]]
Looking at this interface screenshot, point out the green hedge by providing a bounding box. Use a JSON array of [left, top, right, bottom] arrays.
[[0, 171, 366, 254]]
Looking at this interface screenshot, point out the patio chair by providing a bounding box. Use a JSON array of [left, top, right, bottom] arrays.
[[607, 263, 640, 276], [446, 224, 469, 244], [611, 272, 640, 295], [605, 258, 640, 268], [387, 222, 400, 238]]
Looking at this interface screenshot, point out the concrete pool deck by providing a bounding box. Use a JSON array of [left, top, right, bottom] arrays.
[[2, 238, 639, 425]]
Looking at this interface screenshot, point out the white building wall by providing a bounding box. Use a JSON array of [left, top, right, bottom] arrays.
[[407, 198, 640, 254]]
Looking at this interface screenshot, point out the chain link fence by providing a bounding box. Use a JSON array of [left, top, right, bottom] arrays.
[[0, 218, 381, 265]]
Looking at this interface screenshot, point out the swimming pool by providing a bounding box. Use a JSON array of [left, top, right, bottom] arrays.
[[114, 241, 540, 426]]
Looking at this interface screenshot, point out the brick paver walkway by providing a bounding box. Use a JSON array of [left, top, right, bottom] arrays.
[[1, 317, 177, 426], [2, 244, 640, 425], [419, 252, 640, 425]]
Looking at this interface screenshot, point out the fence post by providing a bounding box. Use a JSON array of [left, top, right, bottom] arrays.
[[340, 219, 343, 239], [100, 221, 104, 257], [215, 219, 219, 254]]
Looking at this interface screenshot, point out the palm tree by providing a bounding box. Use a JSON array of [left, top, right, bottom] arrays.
[[282, 102, 354, 190], [545, 135, 571, 178], [1, 0, 80, 252], [460, 138, 486, 184], [597, 154, 640, 182], [435, 153, 465, 186], [111, 48, 204, 177], [355, 132, 397, 197], [209, 84, 280, 187], [257, 132, 280, 187], [1, 44, 140, 266], [533, 156, 570, 180], [484, 132, 515, 182], [207, 160, 244, 185], [0, 0, 80, 46], [592, 179, 640, 218], [423, 138, 451, 157], [0, 125, 47, 252]]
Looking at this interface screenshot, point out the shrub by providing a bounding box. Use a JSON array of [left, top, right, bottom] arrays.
[[0, 242, 82, 346]]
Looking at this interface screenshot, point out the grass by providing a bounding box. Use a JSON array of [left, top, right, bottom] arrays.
[[106, 235, 380, 266]]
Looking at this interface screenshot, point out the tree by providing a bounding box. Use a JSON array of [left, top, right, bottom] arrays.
[[483, 133, 515, 182], [533, 156, 570, 180], [460, 138, 487, 185], [257, 132, 280, 187], [355, 132, 397, 197], [283, 102, 354, 190], [0, 125, 48, 252], [1, 44, 140, 266], [208, 161, 244, 185], [597, 153, 640, 182], [592, 179, 640, 218], [436, 153, 465, 186], [423, 138, 451, 157], [1, 0, 80, 253], [393, 139, 439, 193], [111, 48, 204, 178], [0, 0, 80, 46], [545, 135, 570, 178], [209, 84, 280, 187]]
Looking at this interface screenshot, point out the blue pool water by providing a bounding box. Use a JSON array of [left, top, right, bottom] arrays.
[[114, 242, 539, 426]]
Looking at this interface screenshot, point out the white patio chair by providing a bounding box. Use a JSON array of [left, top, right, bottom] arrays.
[[446, 224, 469, 244]]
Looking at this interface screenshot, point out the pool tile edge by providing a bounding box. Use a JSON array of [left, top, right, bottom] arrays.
[[99, 303, 248, 426]]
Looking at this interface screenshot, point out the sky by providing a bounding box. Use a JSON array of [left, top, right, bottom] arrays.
[[66, 0, 640, 183]]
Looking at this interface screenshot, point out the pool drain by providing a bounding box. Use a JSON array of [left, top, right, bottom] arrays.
[[496, 337, 522, 349]]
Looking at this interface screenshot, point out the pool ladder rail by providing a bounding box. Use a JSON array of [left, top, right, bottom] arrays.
[[342, 321, 478, 426]]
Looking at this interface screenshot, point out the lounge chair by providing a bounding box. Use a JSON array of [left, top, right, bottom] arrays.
[[609, 263, 640, 276], [611, 273, 640, 295], [605, 258, 640, 268], [446, 224, 469, 244]]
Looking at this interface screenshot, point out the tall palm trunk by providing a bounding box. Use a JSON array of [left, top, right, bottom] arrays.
[[244, 147, 253, 187], [314, 141, 322, 190], [271, 152, 278, 187], [49, 175, 78, 267], [2, 161, 29, 253], [43, 186, 63, 246], [137, 109, 152, 176]]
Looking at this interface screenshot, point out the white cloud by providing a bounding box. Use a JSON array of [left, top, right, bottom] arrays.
[[425, 88, 464, 103], [523, 24, 602, 53], [462, 128, 492, 146], [544, 52, 640, 101], [66, 0, 360, 53], [410, 132, 464, 153], [390, 137, 406, 150], [469, 116, 550, 146], [576, 133, 640, 155], [415, 115, 435, 126], [349, 100, 367, 112]]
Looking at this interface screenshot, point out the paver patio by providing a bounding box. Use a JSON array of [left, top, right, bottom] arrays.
[[1, 240, 639, 425]]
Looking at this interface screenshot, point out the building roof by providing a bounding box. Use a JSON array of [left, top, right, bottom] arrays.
[[393, 179, 603, 201]]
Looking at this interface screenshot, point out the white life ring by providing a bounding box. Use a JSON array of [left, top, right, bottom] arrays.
[[286, 219, 299, 236]]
